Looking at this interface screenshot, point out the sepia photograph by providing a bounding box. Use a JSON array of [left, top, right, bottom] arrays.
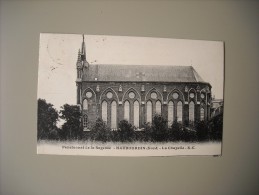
[[37, 33, 224, 156]]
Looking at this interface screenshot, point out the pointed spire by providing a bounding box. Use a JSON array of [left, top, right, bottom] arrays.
[[81, 34, 86, 61], [77, 49, 81, 63]]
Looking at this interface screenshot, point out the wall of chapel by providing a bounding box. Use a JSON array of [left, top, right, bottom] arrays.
[[80, 81, 211, 130]]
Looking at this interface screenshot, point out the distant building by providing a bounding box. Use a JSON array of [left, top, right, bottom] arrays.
[[211, 99, 224, 118], [76, 35, 212, 131]]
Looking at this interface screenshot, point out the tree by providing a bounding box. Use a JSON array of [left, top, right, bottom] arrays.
[[59, 104, 81, 140], [37, 99, 59, 140], [209, 113, 223, 141]]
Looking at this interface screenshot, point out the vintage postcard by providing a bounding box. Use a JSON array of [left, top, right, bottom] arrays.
[[37, 33, 224, 156]]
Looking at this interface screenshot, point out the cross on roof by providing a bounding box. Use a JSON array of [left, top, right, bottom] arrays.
[[136, 72, 145, 80]]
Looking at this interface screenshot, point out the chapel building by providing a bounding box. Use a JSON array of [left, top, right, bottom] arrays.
[[76, 36, 212, 131]]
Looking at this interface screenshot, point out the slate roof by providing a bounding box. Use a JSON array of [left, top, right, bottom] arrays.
[[82, 64, 206, 83]]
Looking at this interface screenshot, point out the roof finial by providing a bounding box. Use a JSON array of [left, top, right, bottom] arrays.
[[82, 34, 85, 42]]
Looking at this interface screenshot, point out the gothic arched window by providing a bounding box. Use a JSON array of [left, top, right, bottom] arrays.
[[124, 101, 130, 121], [111, 101, 117, 130], [134, 101, 140, 128], [83, 115, 88, 127], [189, 101, 195, 122], [155, 100, 162, 115], [101, 101, 108, 123], [200, 107, 205, 121], [83, 99, 88, 110], [146, 101, 152, 123], [177, 101, 183, 122], [168, 101, 174, 127]]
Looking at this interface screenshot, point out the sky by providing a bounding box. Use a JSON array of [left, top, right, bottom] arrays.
[[38, 33, 224, 110]]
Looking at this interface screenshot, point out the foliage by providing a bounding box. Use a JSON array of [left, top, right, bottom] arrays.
[[37, 99, 59, 140], [151, 114, 169, 142], [118, 120, 136, 142], [89, 118, 110, 142], [181, 128, 197, 142], [59, 104, 81, 140], [169, 120, 183, 141], [195, 120, 209, 141], [168, 120, 197, 142], [143, 122, 153, 142], [208, 113, 223, 141], [37, 98, 222, 143]]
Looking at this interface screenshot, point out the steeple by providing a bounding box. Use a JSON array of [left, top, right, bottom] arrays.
[[81, 34, 89, 68], [76, 34, 89, 82]]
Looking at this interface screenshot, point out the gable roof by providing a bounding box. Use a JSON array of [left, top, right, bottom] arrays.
[[82, 64, 206, 83]]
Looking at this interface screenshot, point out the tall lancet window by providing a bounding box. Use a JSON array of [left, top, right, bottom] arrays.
[[177, 101, 183, 122], [200, 107, 205, 121], [124, 101, 130, 121], [83, 99, 88, 110], [146, 101, 152, 123], [134, 101, 140, 128], [155, 100, 162, 115], [101, 101, 108, 123], [189, 101, 195, 122], [111, 101, 117, 130], [168, 101, 174, 127]]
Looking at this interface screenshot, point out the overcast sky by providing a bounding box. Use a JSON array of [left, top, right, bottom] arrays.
[[38, 33, 224, 110]]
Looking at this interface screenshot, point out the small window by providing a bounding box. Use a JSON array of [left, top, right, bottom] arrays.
[[189, 101, 195, 122], [146, 101, 152, 123], [83, 115, 88, 127], [200, 107, 205, 121], [83, 99, 88, 110], [172, 92, 179, 99], [111, 101, 117, 130], [177, 101, 183, 122], [85, 91, 92, 98], [189, 92, 195, 98], [155, 100, 162, 114], [133, 101, 140, 128], [129, 92, 135, 99], [151, 92, 157, 99], [101, 101, 108, 123], [168, 101, 174, 127], [124, 101, 130, 121], [106, 92, 113, 99]]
